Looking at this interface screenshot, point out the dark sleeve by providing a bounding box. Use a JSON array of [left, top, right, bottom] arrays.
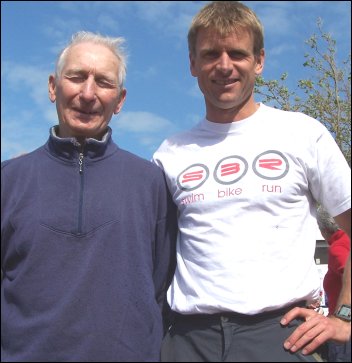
[[152, 173, 178, 331]]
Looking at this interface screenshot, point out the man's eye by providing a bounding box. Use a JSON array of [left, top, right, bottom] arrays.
[[67, 76, 84, 82], [97, 80, 108, 86], [96, 80, 115, 88], [229, 52, 246, 60], [203, 52, 218, 59]]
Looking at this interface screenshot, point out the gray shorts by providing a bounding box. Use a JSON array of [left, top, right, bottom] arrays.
[[161, 303, 326, 362]]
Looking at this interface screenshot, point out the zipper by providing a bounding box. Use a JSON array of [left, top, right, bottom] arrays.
[[77, 150, 84, 234], [78, 152, 84, 173]]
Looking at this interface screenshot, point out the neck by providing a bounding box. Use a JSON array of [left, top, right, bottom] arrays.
[[205, 98, 260, 124], [56, 126, 106, 143]]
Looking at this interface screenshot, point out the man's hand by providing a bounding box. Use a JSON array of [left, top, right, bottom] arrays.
[[280, 307, 351, 355]]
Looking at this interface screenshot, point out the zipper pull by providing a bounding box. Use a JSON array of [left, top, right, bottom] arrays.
[[78, 152, 84, 173]]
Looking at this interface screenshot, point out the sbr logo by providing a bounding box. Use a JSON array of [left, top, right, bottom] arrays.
[[177, 164, 209, 191], [176, 150, 290, 191], [213, 155, 248, 185], [252, 150, 289, 180]]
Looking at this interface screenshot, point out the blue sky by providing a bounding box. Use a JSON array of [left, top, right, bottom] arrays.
[[1, 1, 351, 162]]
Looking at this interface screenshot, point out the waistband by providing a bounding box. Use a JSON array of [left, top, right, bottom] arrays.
[[173, 301, 306, 325]]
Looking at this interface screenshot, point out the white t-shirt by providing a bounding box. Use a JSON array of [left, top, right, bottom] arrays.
[[152, 103, 351, 314]]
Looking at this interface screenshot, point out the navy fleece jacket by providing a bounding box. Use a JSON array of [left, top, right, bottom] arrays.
[[1, 127, 177, 362]]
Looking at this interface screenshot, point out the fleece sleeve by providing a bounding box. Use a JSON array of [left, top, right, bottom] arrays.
[[152, 173, 178, 310]]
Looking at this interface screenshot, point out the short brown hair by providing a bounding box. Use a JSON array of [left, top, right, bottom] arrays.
[[188, 1, 264, 56]]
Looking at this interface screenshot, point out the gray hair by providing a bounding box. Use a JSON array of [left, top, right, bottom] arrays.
[[55, 31, 127, 88], [316, 206, 339, 234]]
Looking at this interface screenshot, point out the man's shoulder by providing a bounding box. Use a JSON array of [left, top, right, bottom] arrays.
[[1, 147, 43, 171], [116, 147, 164, 175], [154, 125, 201, 155], [164, 127, 197, 143], [260, 103, 308, 119], [258, 104, 330, 141]]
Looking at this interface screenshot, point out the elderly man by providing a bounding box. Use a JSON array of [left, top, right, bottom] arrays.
[[1, 31, 177, 362]]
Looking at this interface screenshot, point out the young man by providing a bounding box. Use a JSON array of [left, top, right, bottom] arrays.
[[1, 31, 177, 362], [153, 2, 351, 361]]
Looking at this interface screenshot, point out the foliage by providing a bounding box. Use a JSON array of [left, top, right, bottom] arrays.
[[255, 18, 351, 165]]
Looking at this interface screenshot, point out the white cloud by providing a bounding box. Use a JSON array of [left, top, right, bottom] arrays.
[[268, 44, 296, 57], [1, 60, 58, 160], [1, 112, 50, 160], [133, 66, 157, 80], [113, 111, 175, 133], [187, 81, 203, 99], [111, 110, 181, 155], [2, 61, 50, 104], [132, 1, 204, 40]]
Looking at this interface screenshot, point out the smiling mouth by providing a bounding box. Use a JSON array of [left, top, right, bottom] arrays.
[[74, 108, 99, 116], [213, 79, 238, 85]]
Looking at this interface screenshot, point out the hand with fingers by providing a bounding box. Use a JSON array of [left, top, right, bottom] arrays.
[[281, 306, 351, 355]]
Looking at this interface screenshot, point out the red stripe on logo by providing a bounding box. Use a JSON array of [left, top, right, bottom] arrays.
[[259, 159, 282, 170], [182, 170, 204, 183]]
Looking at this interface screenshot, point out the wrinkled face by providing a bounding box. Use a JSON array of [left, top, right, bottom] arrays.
[[190, 27, 264, 121], [48, 42, 126, 140]]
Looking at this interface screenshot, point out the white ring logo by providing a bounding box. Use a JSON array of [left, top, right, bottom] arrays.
[[213, 155, 248, 185], [252, 150, 289, 180], [177, 164, 209, 191]]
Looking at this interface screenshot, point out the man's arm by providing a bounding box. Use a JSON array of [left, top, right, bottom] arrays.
[[281, 208, 351, 355]]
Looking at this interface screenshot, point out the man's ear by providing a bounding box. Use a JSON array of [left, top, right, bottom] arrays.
[[48, 75, 57, 103], [114, 88, 127, 114], [255, 49, 265, 76], [189, 52, 197, 77]]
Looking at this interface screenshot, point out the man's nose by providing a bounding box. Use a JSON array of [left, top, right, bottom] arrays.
[[216, 53, 232, 73], [80, 76, 96, 101]]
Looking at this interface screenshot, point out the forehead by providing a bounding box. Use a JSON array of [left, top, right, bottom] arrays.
[[195, 27, 253, 50], [64, 42, 119, 74]]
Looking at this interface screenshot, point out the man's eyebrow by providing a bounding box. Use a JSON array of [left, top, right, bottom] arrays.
[[64, 69, 117, 83], [64, 69, 86, 76]]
